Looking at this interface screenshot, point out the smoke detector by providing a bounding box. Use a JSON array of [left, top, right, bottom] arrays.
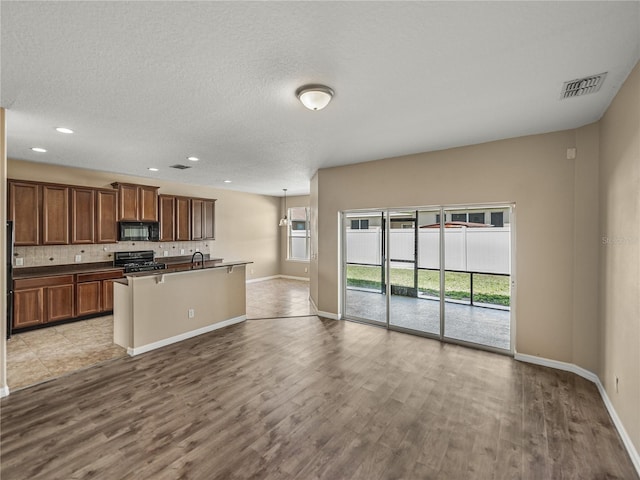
[[561, 72, 607, 99]]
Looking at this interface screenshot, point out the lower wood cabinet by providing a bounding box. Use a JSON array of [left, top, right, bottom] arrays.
[[13, 270, 123, 331], [13, 275, 75, 328]]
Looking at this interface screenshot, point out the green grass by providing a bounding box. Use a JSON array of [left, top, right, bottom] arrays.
[[346, 265, 510, 306]]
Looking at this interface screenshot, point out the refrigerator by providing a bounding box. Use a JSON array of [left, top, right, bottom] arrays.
[[6, 221, 13, 339]]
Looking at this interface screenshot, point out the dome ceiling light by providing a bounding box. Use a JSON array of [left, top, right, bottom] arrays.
[[296, 85, 334, 111]]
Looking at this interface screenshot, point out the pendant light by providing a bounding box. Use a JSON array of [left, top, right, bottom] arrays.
[[279, 189, 289, 227]]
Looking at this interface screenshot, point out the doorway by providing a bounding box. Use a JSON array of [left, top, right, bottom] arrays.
[[343, 205, 514, 354]]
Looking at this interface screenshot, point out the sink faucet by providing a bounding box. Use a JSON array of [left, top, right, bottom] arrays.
[[191, 251, 205, 269]]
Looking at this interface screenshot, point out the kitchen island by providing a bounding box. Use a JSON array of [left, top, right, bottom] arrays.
[[113, 260, 251, 356]]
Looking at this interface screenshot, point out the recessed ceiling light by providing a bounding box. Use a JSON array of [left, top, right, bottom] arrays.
[[224, 180, 232, 183], [148, 167, 159, 172], [187, 156, 199, 162], [31, 147, 47, 153], [55, 127, 74, 134]]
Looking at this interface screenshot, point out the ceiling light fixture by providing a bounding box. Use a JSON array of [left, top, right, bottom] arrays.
[[296, 84, 334, 111], [279, 189, 289, 227], [55, 127, 74, 134], [148, 167, 159, 172], [224, 180, 232, 183], [31, 147, 47, 153], [187, 156, 199, 162]]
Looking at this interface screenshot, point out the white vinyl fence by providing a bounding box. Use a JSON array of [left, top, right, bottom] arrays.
[[346, 227, 510, 275]]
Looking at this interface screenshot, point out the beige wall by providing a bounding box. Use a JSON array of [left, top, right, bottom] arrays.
[[8, 159, 280, 280], [599, 61, 640, 453], [309, 172, 319, 304], [279, 194, 310, 279], [1, 108, 7, 394], [312, 126, 600, 366]]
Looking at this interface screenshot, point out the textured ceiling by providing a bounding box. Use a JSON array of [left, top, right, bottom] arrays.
[[2, 1, 639, 196]]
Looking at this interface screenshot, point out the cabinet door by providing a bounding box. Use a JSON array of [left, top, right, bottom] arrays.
[[42, 185, 70, 245], [76, 281, 102, 317], [47, 284, 75, 322], [13, 288, 45, 328], [175, 197, 191, 241], [139, 186, 159, 221], [96, 190, 118, 243], [191, 199, 203, 240], [71, 188, 95, 244], [159, 195, 175, 242], [9, 181, 40, 246], [102, 279, 115, 312], [203, 200, 215, 240], [118, 184, 139, 221]]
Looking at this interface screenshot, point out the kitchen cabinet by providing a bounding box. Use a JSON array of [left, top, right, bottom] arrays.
[[76, 270, 124, 317], [191, 198, 215, 240], [159, 195, 175, 242], [71, 187, 95, 244], [96, 189, 118, 243], [159, 195, 192, 241], [8, 180, 40, 246], [42, 185, 70, 245], [111, 182, 159, 221], [13, 275, 75, 329], [176, 196, 191, 241]]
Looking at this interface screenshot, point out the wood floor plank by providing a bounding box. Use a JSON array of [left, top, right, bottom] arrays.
[[1, 317, 637, 480]]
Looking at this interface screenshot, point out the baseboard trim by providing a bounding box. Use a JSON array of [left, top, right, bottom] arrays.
[[246, 274, 309, 284], [127, 315, 246, 357], [280, 275, 310, 282], [316, 310, 340, 320], [515, 353, 640, 475], [0, 385, 9, 398]]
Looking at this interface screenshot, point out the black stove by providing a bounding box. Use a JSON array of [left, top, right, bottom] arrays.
[[114, 250, 166, 273]]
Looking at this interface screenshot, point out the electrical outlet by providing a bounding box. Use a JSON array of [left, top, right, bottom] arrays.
[[163, 251, 169, 257], [15, 258, 24, 266], [180, 249, 185, 255], [304, 267, 308, 273], [75, 255, 82, 262], [195, 247, 200, 252], [188, 308, 195, 319]]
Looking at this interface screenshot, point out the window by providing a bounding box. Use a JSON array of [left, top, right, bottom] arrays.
[[491, 212, 504, 227], [468, 212, 485, 224], [451, 213, 467, 222], [350, 219, 369, 230], [288, 207, 310, 260]]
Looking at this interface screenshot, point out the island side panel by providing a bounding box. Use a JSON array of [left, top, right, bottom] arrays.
[[131, 265, 246, 349], [113, 281, 133, 349]]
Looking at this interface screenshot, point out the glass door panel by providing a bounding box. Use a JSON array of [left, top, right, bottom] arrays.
[[389, 209, 440, 336], [443, 206, 511, 350], [344, 211, 386, 325]]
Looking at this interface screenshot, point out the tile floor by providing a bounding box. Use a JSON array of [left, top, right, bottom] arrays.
[[6, 316, 126, 391], [7, 278, 315, 391]]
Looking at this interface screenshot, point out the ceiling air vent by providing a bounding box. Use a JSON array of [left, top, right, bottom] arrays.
[[169, 164, 192, 170], [561, 72, 607, 99]]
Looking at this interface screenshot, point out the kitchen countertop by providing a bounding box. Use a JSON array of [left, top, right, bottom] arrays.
[[114, 260, 252, 285], [12, 255, 224, 279]]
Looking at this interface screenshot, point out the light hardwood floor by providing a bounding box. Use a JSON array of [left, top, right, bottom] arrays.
[[1, 316, 637, 480]]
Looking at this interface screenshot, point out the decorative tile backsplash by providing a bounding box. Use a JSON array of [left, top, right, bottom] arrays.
[[13, 241, 212, 268]]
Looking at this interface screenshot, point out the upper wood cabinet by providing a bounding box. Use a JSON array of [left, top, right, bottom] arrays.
[[71, 188, 95, 244], [158, 195, 175, 242], [8, 181, 40, 246], [191, 198, 216, 240], [159, 195, 192, 241], [42, 185, 70, 245], [96, 189, 118, 243], [176, 196, 191, 241], [111, 183, 159, 221]]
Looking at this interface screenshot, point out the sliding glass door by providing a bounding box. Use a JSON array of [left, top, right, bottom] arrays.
[[343, 204, 513, 354]]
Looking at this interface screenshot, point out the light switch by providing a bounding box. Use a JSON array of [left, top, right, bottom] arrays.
[[15, 258, 24, 266], [75, 255, 82, 262]]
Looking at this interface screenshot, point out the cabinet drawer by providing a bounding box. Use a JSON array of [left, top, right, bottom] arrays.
[[77, 270, 124, 283], [15, 275, 75, 290]]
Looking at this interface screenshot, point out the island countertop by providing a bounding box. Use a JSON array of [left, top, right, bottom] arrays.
[[114, 260, 253, 284]]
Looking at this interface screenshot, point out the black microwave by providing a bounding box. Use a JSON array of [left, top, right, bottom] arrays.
[[118, 222, 160, 242]]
